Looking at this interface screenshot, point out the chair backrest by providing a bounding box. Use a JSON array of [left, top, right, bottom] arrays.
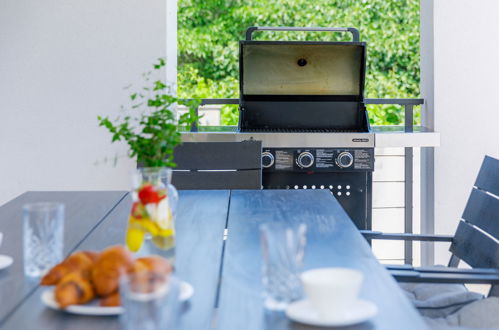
[[171, 141, 262, 190], [449, 156, 499, 269]]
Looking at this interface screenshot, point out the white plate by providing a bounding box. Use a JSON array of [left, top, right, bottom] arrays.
[[0, 255, 13, 270], [41, 281, 194, 316], [286, 299, 378, 327]]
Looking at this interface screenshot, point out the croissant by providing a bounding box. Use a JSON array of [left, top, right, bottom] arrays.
[[54, 272, 95, 308], [132, 255, 173, 275], [91, 245, 134, 297], [127, 256, 174, 294], [41, 251, 99, 286], [100, 291, 121, 307]]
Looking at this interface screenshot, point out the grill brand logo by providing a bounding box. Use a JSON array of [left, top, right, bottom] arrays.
[[352, 138, 369, 143]]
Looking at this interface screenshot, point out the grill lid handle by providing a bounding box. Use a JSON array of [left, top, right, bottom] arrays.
[[245, 26, 360, 42]]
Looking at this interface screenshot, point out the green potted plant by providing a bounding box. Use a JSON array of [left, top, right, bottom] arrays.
[[98, 58, 200, 255], [98, 58, 200, 168]]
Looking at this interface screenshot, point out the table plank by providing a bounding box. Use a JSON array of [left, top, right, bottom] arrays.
[[174, 190, 230, 330], [216, 190, 427, 330], [0, 191, 127, 326], [2, 190, 230, 330]]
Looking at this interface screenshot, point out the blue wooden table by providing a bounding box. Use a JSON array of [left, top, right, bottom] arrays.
[[0, 190, 427, 330]]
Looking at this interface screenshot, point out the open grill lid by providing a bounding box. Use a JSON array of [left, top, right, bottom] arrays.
[[239, 27, 368, 132]]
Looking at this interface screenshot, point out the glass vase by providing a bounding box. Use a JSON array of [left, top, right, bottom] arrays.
[[126, 167, 178, 262]]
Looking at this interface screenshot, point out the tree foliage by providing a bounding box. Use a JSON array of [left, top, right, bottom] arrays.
[[178, 0, 420, 125]]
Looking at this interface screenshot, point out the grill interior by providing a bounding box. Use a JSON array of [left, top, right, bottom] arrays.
[[240, 127, 365, 133]]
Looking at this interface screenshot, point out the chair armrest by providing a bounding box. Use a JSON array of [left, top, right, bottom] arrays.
[[387, 265, 499, 275], [385, 264, 414, 271], [360, 230, 454, 242], [392, 268, 499, 285]]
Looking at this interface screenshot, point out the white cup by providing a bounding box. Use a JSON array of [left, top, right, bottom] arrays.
[[301, 268, 364, 320]]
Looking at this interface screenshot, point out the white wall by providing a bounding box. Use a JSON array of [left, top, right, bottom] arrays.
[[433, 0, 499, 264], [0, 0, 167, 205]]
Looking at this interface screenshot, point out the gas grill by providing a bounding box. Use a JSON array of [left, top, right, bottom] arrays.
[[238, 27, 374, 229]]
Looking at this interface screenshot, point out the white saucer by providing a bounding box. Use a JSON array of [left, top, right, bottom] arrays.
[[0, 255, 13, 270], [286, 299, 378, 327], [41, 281, 194, 316]]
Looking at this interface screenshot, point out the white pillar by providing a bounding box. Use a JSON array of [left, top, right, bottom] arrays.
[[432, 0, 499, 265], [419, 0, 435, 266], [166, 0, 178, 94]]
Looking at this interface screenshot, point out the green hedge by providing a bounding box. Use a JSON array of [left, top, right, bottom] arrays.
[[178, 0, 420, 125]]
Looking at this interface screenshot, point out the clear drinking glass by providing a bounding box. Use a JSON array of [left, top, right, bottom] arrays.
[[260, 222, 307, 310], [120, 271, 181, 330], [23, 202, 64, 277]]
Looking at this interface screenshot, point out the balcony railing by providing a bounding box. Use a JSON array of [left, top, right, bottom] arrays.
[[188, 98, 424, 133]]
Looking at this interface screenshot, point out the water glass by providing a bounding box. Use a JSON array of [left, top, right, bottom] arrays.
[[23, 202, 64, 277], [260, 222, 307, 310], [120, 272, 181, 330]]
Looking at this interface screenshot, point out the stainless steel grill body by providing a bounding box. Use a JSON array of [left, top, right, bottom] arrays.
[[238, 27, 374, 229]]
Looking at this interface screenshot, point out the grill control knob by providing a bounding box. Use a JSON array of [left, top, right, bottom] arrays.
[[297, 152, 314, 168], [261, 152, 274, 168], [336, 152, 354, 168]]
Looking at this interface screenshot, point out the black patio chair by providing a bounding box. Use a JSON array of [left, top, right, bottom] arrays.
[[361, 155, 499, 297], [171, 141, 262, 190]]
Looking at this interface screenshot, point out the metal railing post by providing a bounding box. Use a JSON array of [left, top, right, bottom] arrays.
[[190, 105, 199, 132], [404, 104, 414, 265]]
